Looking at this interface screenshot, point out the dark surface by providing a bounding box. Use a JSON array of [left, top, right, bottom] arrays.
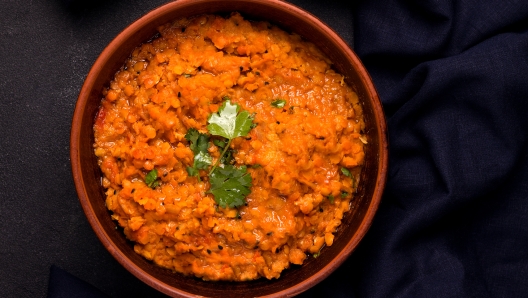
[[1, 0, 528, 297]]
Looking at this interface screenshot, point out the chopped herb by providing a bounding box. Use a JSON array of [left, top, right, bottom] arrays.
[[208, 165, 252, 208], [271, 99, 286, 108], [328, 194, 335, 204], [213, 138, 226, 148], [185, 128, 212, 179], [251, 164, 262, 169], [340, 167, 351, 177], [341, 191, 348, 198], [145, 169, 160, 189], [183, 73, 191, 78]]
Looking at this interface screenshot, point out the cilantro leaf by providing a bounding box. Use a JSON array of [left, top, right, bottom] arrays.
[[328, 194, 335, 204], [185, 128, 212, 179], [185, 128, 209, 154], [340, 167, 351, 177], [193, 151, 213, 170], [207, 100, 255, 175], [213, 139, 227, 149], [209, 165, 252, 208], [207, 100, 253, 140], [186, 166, 199, 177], [145, 169, 160, 188], [271, 99, 286, 108]]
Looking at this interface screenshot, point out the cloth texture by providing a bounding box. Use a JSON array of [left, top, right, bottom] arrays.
[[302, 1, 528, 297], [48, 266, 110, 298]]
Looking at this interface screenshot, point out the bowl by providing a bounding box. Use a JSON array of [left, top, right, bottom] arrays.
[[70, 0, 388, 297]]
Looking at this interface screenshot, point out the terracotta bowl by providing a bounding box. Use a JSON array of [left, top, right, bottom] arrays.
[[70, 0, 388, 297]]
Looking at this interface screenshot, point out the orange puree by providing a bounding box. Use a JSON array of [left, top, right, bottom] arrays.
[[93, 13, 366, 281]]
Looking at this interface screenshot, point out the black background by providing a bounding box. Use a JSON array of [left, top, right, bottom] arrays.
[[2, 0, 528, 297]]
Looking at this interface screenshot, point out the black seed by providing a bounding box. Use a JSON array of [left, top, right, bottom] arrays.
[[207, 249, 211, 254], [131, 189, 135, 193], [178, 92, 181, 97], [181, 27, 186, 32], [218, 245, 223, 250]]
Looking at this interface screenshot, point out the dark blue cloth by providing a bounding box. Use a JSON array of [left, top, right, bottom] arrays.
[[48, 266, 109, 298], [48, 0, 528, 297], [303, 0, 528, 297]]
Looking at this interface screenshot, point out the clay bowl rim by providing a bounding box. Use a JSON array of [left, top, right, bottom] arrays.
[[70, 0, 388, 297]]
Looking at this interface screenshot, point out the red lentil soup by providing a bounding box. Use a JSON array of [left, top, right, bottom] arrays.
[[93, 13, 366, 281]]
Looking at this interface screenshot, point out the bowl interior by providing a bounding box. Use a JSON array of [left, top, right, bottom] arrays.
[[70, 0, 388, 297]]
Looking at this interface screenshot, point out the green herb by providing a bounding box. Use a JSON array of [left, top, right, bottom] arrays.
[[183, 73, 191, 78], [207, 100, 254, 141], [340, 167, 351, 177], [185, 128, 212, 179], [206, 100, 255, 208], [145, 169, 160, 189], [208, 165, 252, 208], [251, 164, 262, 169], [271, 99, 286, 108], [341, 191, 348, 198], [328, 194, 335, 204], [207, 100, 254, 174]]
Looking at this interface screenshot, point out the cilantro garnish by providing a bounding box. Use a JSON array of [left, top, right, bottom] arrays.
[[208, 165, 252, 208], [328, 194, 335, 204], [207, 100, 253, 140], [271, 99, 286, 108], [145, 169, 160, 189], [185, 128, 212, 179], [207, 100, 254, 174], [206, 100, 255, 208], [182, 100, 255, 208], [340, 167, 351, 177]]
